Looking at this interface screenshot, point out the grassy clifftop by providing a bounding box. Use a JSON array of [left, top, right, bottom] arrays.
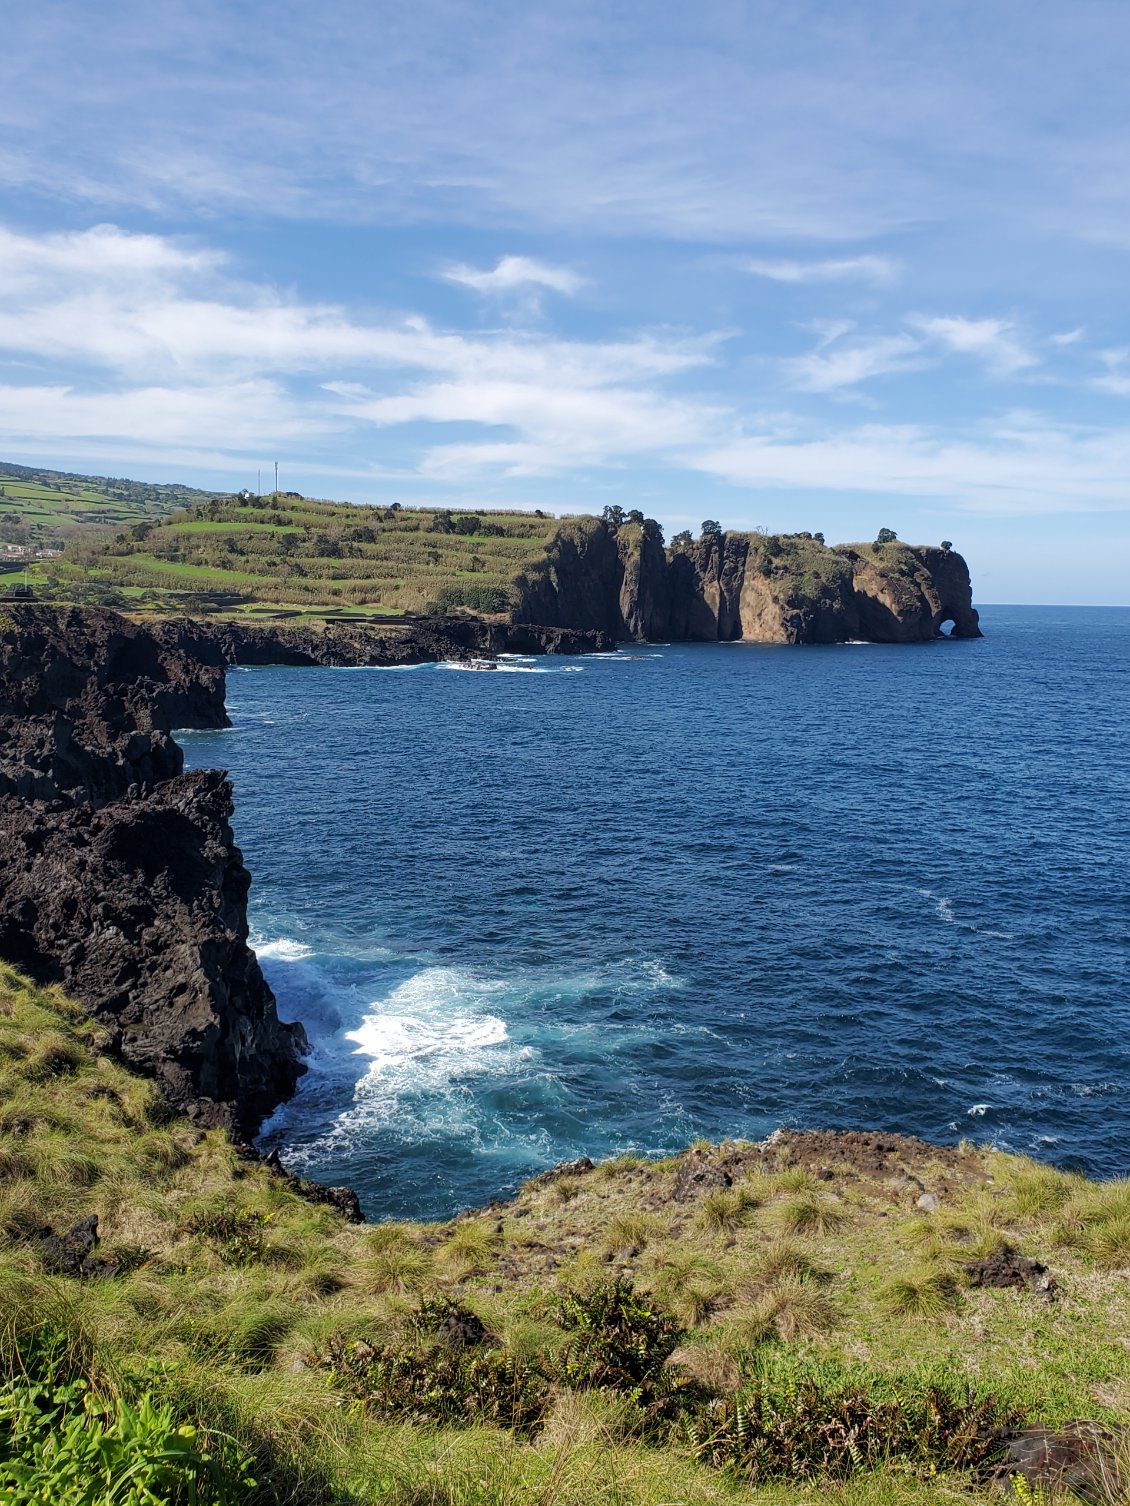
[[11, 491, 569, 621], [2, 961, 1127, 1504]]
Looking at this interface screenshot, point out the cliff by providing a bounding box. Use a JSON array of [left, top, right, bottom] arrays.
[[512, 523, 981, 645], [0, 603, 305, 1134], [156, 614, 613, 668]]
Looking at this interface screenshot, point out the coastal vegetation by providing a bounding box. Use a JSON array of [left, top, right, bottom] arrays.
[[0, 459, 574, 620], [2, 962, 1127, 1505]]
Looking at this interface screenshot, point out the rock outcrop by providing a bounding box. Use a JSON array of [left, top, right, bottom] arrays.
[[512, 520, 981, 644], [0, 604, 305, 1135], [156, 614, 613, 669]]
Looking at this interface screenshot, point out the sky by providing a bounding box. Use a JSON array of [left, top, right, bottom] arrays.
[[3, 1, 1130, 603]]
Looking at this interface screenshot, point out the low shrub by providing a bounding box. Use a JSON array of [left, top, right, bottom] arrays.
[[321, 1335, 549, 1435], [680, 1354, 1024, 1482]]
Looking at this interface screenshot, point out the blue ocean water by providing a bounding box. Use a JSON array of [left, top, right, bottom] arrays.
[[180, 605, 1130, 1219]]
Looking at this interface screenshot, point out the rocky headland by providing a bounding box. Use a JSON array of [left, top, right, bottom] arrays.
[[0, 603, 305, 1135], [513, 520, 982, 644], [0, 601, 611, 1141]]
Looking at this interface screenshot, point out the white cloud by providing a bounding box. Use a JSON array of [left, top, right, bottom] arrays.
[[695, 418, 1130, 514], [739, 255, 898, 285], [1092, 348, 1130, 396], [0, 380, 330, 453], [1050, 326, 1086, 345], [785, 333, 924, 392], [0, 220, 722, 478], [442, 255, 585, 296], [908, 314, 1036, 375]]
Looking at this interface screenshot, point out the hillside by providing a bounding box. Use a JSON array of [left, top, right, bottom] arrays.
[[0, 461, 219, 557], [2, 961, 1128, 1505], [15, 491, 568, 621], [2, 466, 979, 645]]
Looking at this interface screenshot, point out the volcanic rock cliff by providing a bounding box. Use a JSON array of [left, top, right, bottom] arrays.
[[0, 604, 305, 1134], [512, 520, 981, 644]]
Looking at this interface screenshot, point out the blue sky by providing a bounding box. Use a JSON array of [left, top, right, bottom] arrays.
[[3, 0, 1130, 602]]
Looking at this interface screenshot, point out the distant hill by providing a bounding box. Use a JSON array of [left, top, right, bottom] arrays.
[[0, 461, 221, 550]]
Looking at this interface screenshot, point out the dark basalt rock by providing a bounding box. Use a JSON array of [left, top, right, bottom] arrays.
[[0, 604, 227, 807], [0, 768, 306, 1134], [998, 1422, 1125, 1503], [0, 604, 305, 1137], [673, 1148, 733, 1201], [164, 614, 613, 669], [526, 1156, 596, 1190], [964, 1243, 1058, 1299], [38, 1214, 117, 1278], [260, 1149, 363, 1223]]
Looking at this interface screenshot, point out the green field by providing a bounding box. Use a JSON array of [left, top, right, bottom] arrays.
[[14, 489, 573, 618], [0, 462, 220, 550]]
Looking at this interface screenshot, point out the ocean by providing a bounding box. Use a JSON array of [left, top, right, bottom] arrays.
[[180, 605, 1130, 1220]]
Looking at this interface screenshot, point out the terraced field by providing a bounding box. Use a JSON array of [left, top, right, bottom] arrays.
[[31, 493, 570, 618], [0, 462, 217, 545]]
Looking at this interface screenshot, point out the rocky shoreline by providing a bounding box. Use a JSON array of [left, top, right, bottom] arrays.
[[0, 586, 979, 1159], [0, 603, 612, 1144]]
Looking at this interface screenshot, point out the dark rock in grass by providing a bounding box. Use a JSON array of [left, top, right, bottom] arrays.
[[526, 1156, 596, 1190], [999, 1421, 1125, 1502], [965, 1244, 1058, 1299], [38, 1214, 117, 1278], [673, 1148, 732, 1201], [260, 1148, 364, 1223], [437, 1307, 495, 1350]]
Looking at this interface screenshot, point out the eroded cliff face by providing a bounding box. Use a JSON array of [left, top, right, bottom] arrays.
[[513, 524, 981, 645], [0, 604, 305, 1135]]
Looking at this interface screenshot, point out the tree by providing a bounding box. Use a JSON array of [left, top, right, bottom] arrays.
[[940, 539, 953, 553], [876, 527, 898, 545], [602, 505, 626, 528], [700, 519, 722, 537], [814, 531, 825, 545], [670, 529, 694, 552], [627, 508, 645, 526]]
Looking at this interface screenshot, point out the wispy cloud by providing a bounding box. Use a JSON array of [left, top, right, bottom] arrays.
[[908, 315, 1036, 375], [739, 255, 898, 285], [442, 255, 584, 296], [7, 0, 1130, 254], [786, 332, 924, 392], [1092, 347, 1130, 396], [1050, 326, 1086, 346], [695, 417, 1130, 515]]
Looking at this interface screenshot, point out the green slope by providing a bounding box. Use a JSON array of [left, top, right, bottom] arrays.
[[2, 962, 1128, 1504], [12, 489, 570, 619], [0, 462, 220, 547]]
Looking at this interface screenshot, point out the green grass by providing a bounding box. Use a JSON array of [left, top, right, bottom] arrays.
[[15, 490, 573, 618], [1, 970, 1128, 1502], [0, 462, 217, 549]]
